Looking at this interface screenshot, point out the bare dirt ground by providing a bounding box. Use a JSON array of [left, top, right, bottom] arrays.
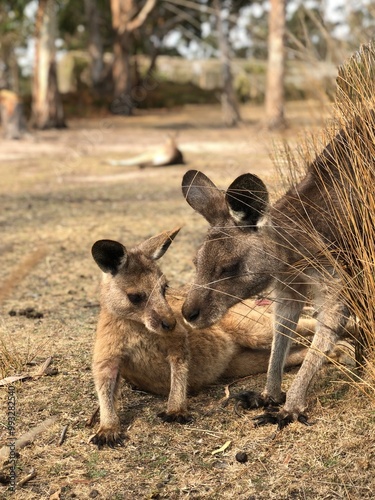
[[1, 101, 375, 500]]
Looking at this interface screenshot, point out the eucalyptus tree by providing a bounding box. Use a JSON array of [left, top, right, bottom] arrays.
[[31, 0, 65, 129]]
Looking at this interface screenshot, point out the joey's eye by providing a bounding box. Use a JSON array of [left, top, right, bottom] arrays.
[[127, 293, 146, 305], [162, 284, 169, 297], [220, 262, 240, 278]]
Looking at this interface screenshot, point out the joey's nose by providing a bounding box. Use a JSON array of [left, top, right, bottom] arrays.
[[161, 318, 176, 331]]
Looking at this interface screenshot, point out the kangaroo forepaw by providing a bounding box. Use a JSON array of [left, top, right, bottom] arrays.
[[157, 411, 193, 424], [253, 412, 293, 429], [89, 428, 126, 449], [225, 391, 285, 415], [253, 411, 313, 430], [224, 391, 266, 412]]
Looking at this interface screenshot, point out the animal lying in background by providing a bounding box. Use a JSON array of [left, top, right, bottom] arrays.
[[88, 228, 352, 448], [106, 135, 184, 168]]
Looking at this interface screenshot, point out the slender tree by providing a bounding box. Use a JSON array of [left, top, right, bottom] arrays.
[[31, 0, 65, 129], [110, 0, 156, 115], [214, 0, 241, 127], [84, 0, 104, 88], [265, 0, 286, 130]]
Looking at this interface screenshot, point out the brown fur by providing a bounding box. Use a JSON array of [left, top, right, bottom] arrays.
[[89, 229, 315, 448], [106, 135, 184, 168]]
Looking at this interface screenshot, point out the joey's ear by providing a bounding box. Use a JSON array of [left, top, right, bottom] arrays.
[[182, 170, 228, 225], [92, 240, 127, 275], [137, 227, 181, 261], [225, 173, 269, 228]]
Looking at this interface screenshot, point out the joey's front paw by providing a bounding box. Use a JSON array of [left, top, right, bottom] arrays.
[[157, 411, 193, 424], [253, 410, 313, 430], [89, 427, 126, 449]]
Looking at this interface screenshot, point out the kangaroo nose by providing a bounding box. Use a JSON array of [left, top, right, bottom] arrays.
[[186, 309, 200, 323], [161, 318, 176, 331]]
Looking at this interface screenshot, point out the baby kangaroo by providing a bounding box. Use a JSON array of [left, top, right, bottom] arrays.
[[90, 228, 314, 448]]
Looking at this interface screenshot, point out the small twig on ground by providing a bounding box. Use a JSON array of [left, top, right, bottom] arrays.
[[33, 356, 53, 377], [85, 406, 100, 427], [0, 416, 58, 464], [58, 424, 69, 446], [185, 427, 224, 437], [0, 374, 31, 386], [17, 467, 37, 487], [222, 375, 255, 401], [0, 357, 57, 387]]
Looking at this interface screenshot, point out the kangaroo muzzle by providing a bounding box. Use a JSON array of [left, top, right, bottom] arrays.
[[147, 308, 176, 333], [182, 302, 200, 324]]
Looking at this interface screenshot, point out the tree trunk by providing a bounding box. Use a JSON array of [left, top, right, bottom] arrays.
[[47, 61, 65, 126], [111, 32, 133, 114], [265, 0, 286, 130], [110, 0, 156, 115], [31, 0, 65, 129], [0, 45, 20, 92], [84, 0, 104, 88], [145, 45, 159, 78], [214, 0, 241, 127]]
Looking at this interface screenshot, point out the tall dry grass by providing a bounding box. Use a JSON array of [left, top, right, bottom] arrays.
[[0, 329, 37, 379]]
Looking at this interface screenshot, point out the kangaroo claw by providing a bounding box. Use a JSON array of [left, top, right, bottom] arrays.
[[297, 414, 314, 426], [157, 411, 193, 424], [88, 430, 125, 449]]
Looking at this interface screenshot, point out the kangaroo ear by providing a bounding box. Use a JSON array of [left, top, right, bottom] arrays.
[[137, 227, 181, 261], [92, 240, 127, 275], [182, 170, 228, 225], [225, 173, 269, 228]]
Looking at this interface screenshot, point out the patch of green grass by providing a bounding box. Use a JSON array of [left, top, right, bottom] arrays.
[[322, 456, 340, 468], [48, 461, 65, 476], [85, 452, 108, 479]]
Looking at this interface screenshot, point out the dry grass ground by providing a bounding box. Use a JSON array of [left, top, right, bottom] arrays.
[[1, 101, 375, 499]]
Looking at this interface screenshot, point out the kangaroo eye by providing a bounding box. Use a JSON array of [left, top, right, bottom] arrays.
[[220, 262, 240, 278], [127, 293, 146, 305], [162, 284, 169, 297]]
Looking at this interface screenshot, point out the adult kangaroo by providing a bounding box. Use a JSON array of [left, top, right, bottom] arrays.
[[181, 122, 365, 428], [106, 135, 184, 168]]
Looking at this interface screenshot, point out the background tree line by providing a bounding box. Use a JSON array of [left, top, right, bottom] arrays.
[[0, 0, 372, 132]]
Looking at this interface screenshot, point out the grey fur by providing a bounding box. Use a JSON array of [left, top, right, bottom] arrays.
[[181, 121, 364, 425]]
